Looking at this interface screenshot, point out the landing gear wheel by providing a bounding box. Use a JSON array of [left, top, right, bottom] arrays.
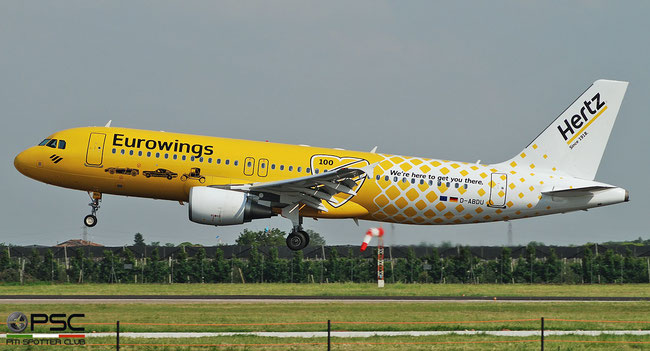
[[84, 214, 97, 227], [300, 230, 310, 247], [286, 231, 307, 251]]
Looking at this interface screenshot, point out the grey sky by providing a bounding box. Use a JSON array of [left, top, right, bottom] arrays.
[[1, 1, 648, 247]]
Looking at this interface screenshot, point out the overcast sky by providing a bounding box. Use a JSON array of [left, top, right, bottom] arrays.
[[1, 1, 648, 247]]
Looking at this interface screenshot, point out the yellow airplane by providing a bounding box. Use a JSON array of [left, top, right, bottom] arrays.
[[14, 80, 629, 250]]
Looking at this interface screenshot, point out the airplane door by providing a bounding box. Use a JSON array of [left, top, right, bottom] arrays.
[[244, 157, 255, 176], [488, 173, 508, 208], [86, 133, 106, 167], [257, 158, 269, 177]]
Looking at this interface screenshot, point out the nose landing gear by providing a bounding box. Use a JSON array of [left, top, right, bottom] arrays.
[[84, 192, 102, 227]]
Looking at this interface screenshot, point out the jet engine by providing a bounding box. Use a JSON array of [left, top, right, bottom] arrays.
[[189, 186, 272, 225]]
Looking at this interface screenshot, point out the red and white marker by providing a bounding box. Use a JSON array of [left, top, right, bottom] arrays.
[[360, 227, 384, 251]]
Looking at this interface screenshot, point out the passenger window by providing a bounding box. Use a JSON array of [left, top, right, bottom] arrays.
[[446, 182, 450, 187], [411, 179, 416, 184], [271, 164, 276, 170], [225, 160, 230, 165], [138, 151, 143, 156], [112, 148, 116, 154], [289, 166, 293, 171], [182, 155, 186, 161], [247, 161, 252, 167], [234, 160, 239, 166], [129, 150, 134, 156], [38, 139, 50, 146], [164, 154, 169, 159], [147, 152, 151, 157], [173, 154, 177, 160], [464, 184, 468, 189], [455, 183, 459, 188], [280, 165, 285, 171], [261, 163, 266, 169], [155, 152, 160, 158], [191, 156, 195, 161], [428, 180, 433, 186], [315, 168, 319, 174], [46, 139, 57, 148], [384, 176, 389, 181], [393, 176, 398, 182], [208, 158, 212, 163], [58, 140, 66, 149], [402, 177, 407, 183], [216, 159, 221, 164], [420, 179, 424, 185], [121, 149, 125, 155], [375, 175, 380, 180], [306, 167, 310, 173], [199, 157, 203, 163], [297, 167, 302, 172]]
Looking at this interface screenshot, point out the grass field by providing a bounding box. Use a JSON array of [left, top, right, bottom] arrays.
[[2, 284, 649, 349], [1, 302, 648, 333], [2, 335, 650, 350], [1, 282, 649, 297]]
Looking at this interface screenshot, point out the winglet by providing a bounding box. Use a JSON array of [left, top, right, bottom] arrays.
[[105, 120, 112, 128], [370, 146, 378, 153]]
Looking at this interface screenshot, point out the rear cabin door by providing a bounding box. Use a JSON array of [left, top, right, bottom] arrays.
[[86, 133, 106, 166], [257, 158, 269, 177], [488, 173, 508, 208], [244, 157, 255, 176]]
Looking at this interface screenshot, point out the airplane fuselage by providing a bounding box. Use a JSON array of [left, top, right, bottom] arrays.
[[14, 126, 627, 226]]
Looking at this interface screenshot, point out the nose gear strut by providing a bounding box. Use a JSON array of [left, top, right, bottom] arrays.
[[84, 191, 102, 227]]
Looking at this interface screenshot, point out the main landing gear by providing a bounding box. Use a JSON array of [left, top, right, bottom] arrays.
[[84, 192, 102, 227], [286, 227, 310, 251], [281, 206, 310, 251]]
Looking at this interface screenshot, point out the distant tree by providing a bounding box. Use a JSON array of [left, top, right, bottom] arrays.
[[236, 228, 286, 247], [134, 233, 145, 247], [150, 241, 160, 247], [164, 243, 175, 247], [305, 230, 326, 247], [438, 241, 454, 249]]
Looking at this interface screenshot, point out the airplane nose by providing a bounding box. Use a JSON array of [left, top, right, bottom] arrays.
[[14, 151, 26, 173]]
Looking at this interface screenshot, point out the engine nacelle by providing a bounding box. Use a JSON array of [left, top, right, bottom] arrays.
[[189, 187, 272, 226]]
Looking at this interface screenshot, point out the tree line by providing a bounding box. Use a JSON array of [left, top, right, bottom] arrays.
[[1, 243, 649, 285]]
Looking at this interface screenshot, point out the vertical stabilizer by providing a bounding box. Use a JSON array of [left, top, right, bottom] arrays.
[[502, 80, 628, 180]]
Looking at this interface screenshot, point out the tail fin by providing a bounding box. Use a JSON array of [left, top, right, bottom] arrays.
[[503, 79, 628, 180]]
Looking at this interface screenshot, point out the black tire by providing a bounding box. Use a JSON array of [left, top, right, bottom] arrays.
[[108, 169, 115, 174], [84, 215, 97, 228], [145, 173, 151, 178], [286, 232, 306, 251], [181, 175, 187, 181], [131, 170, 138, 176], [299, 230, 310, 248], [199, 177, 206, 184], [167, 175, 172, 180]]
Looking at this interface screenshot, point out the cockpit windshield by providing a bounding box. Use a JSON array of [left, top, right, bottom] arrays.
[[38, 139, 66, 149]]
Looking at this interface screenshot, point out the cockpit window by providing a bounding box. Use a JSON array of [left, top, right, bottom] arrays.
[[58, 140, 66, 149], [38, 139, 50, 146], [46, 139, 58, 148]]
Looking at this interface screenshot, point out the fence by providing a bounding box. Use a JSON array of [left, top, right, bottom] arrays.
[[5, 318, 649, 350]]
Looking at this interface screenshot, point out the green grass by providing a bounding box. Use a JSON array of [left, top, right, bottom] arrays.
[[1, 282, 649, 297], [2, 335, 650, 350], [1, 302, 648, 333]]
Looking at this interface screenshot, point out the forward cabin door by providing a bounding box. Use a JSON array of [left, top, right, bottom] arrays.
[[488, 173, 508, 208], [86, 133, 106, 167]]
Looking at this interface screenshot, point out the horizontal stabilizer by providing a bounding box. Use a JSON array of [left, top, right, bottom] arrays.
[[542, 186, 615, 197]]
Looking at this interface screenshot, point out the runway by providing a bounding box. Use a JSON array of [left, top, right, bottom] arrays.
[[1, 295, 648, 304]]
